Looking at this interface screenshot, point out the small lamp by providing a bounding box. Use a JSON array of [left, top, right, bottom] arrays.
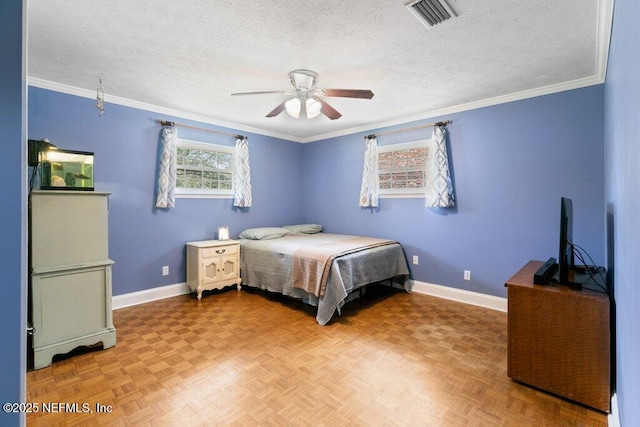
[[218, 226, 229, 241]]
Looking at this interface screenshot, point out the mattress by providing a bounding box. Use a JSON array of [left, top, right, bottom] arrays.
[[240, 233, 411, 325]]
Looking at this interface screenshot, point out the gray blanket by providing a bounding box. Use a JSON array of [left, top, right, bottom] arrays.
[[240, 233, 411, 325], [293, 236, 398, 298]]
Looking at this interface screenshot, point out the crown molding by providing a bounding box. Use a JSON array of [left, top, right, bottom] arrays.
[[27, 77, 304, 143], [29, 73, 605, 145], [301, 75, 605, 143], [596, 0, 614, 81], [27, 0, 612, 145]]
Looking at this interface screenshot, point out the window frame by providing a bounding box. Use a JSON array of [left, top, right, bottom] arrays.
[[377, 139, 429, 198], [175, 138, 235, 199]]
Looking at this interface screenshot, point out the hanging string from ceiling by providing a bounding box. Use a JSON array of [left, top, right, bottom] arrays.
[[96, 78, 105, 116], [155, 119, 245, 140], [365, 119, 451, 139]]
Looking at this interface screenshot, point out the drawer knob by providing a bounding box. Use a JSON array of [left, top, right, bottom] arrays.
[[215, 249, 226, 254]]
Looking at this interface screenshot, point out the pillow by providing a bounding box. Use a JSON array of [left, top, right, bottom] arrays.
[[283, 223, 323, 234], [238, 227, 290, 240]]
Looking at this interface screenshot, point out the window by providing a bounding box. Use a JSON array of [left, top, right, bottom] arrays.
[[378, 139, 429, 197], [176, 139, 234, 198]]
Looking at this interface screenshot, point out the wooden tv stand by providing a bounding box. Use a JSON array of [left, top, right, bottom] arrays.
[[505, 260, 610, 412]]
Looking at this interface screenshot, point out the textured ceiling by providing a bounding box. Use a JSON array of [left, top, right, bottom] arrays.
[[27, 0, 610, 142]]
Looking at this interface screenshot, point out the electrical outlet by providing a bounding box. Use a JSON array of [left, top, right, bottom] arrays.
[[413, 255, 419, 265], [162, 266, 169, 276], [464, 270, 471, 281]]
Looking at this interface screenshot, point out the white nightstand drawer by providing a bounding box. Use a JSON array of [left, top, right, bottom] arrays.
[[202, 244, 238, 258]]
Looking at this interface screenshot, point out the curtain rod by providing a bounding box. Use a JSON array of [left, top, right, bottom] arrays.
[[365, 120, 451, 139], [156, 119, 245, 139]]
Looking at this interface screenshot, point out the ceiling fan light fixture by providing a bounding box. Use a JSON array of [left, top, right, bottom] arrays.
[[288, 69, 318, 91], [232, 69, 373, 120], [285, 98, 301, 118], [306, 98, 321, 119]]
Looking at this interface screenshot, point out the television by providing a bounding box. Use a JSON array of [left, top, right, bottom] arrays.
[[533, 196, 607, 290], [557, 196, 574, 284]]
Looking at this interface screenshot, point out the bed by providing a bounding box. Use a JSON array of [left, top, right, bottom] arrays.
[[238, 225, 411, 325]]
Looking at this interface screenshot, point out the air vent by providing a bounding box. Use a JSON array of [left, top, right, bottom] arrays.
[[405, 0, 458, 29]]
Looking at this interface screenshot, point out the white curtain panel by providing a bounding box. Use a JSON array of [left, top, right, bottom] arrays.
[[359, 136, 379, 207], [425, 126, 455, 208], [155, 126, 178, 208], [233, 137, 252, 207]]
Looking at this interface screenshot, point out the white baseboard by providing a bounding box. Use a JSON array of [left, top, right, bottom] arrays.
[[411, 280, 508, 312], [112, 280, 508, 312], [608, 393, 620, 427], [112, 282, 190, 310]]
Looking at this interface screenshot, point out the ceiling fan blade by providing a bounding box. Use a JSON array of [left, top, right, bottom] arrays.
[[316, 98, 342, 120], [231, 90, 291, 96], [266, 101, 287, 118], [321, 89, 374, 99]]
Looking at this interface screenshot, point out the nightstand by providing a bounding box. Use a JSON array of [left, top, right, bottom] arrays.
[[186, 240, 242, 300]]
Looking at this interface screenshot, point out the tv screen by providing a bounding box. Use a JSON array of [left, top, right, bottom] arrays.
[[557, 197, 574, 284]]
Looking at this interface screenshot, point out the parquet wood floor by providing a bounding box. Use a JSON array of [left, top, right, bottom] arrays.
[[27, 286, 608, 426]]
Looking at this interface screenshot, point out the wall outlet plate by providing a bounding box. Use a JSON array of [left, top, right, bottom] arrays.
[[162, 266, 169, 276], [413, 255, 419, 265], [464, 270, 471, 281]]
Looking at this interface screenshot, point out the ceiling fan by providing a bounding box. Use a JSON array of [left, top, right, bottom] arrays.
[[231, 69, 374, 120]]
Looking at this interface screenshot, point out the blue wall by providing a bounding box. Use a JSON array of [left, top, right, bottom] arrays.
[[28, 88, 304, 295], [302, 86, 605, 297], [605, 0, 640, 424], [28, 86, 605, 300], [0, 1, 25, 425]]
